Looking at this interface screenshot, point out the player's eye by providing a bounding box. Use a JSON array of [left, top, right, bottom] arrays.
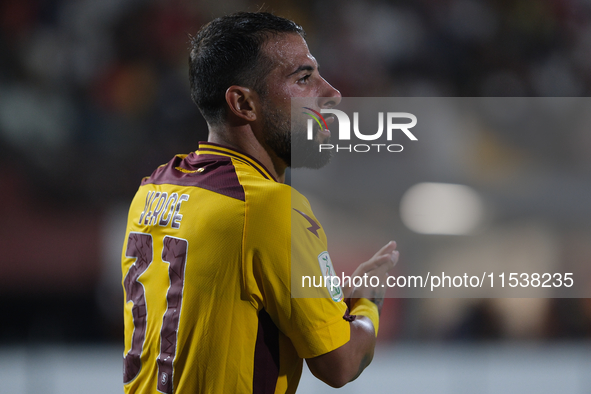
[[298, 74, 311, 84]]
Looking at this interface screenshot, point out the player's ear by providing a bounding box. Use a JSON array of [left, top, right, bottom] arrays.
[[225, 86, 258, 122]]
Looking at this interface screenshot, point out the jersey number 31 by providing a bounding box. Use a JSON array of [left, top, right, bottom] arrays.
[[122, 232, 188, 394]]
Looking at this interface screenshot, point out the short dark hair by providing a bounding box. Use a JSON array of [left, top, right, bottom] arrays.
[[189, 12, 305, 124]]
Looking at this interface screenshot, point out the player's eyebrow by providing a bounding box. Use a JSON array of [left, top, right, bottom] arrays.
[[287, 64, 317, 77]]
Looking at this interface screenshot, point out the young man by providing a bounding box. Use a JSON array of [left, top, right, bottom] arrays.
[[121, 12, 398, 394]]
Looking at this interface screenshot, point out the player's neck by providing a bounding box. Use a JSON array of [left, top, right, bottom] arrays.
[[207, 126, 287, 183]]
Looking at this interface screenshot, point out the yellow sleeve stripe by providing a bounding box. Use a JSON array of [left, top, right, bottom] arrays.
[[350, 298, 379, 337]]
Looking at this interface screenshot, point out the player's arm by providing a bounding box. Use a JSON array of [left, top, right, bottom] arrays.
[[306, 315, 376, 388], [305, 241, 399, 388]]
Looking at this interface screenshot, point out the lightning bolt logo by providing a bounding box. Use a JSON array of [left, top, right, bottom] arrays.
[[294, 208, 321, 238]]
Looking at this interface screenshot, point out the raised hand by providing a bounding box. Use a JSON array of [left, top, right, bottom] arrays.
[[345, 241, 399, 313]]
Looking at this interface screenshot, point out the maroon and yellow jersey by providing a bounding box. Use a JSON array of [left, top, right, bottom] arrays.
[[121, 142, 350, 394]]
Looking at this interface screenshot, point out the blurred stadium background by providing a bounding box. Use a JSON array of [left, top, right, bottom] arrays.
[[1, 0, 591, 392]]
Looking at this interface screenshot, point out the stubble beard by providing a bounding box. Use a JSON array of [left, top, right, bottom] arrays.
[[262, 103, 333, 169]]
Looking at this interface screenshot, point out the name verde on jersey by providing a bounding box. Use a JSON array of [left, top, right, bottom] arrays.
[[318, 251, 343, 302], [139, 191, 190, 228]]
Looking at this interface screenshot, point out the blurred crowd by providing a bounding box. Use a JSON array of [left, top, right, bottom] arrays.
[[3, 0, 591, 206], [1, 0, 591, 343]]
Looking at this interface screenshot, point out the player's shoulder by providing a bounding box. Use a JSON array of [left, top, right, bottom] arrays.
[[231, 159, 289, 201], [140, 152, 247, 201], [237, 168, 314, 214]]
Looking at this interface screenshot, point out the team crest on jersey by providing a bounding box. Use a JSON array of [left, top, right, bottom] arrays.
[[317, 251, 343, 302]]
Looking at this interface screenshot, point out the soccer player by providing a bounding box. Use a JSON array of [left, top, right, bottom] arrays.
[[121, 11, 399, 394]]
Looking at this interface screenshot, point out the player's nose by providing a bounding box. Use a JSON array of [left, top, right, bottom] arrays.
[[318, 77, 342, 109]]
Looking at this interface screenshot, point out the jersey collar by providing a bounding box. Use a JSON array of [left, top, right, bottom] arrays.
[[196, 142, 278, 182]]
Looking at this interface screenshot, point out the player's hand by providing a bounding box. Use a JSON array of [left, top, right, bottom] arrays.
[[344, 241, 399, 312]]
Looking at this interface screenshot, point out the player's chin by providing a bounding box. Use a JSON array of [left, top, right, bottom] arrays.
[[290, 129, 333, 169], [291, 147, 332, 169]]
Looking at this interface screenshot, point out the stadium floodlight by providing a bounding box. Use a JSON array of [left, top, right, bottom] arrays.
[[400, 182, 484, 235]]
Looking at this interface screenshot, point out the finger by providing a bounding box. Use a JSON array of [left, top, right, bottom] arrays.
[[374, 241, 397, 257], [365, 249, 399, 271], [351, 242, 400, 276], [370, 251, 400, 275], [389, 250, 399, 266]]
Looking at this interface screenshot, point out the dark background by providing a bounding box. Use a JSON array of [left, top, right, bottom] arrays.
[[1, 0, 591, 347]]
